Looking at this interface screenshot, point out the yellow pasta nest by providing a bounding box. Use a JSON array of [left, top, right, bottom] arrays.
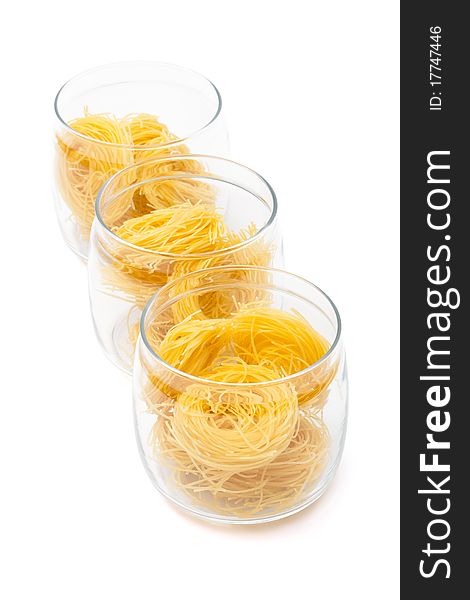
[[56, 111, 133, 237], [171, 376, 299, 472], [99, 204, 271, 314], [147, 305, 335, 407], [140, 305, 336, 517], [230, 306, 335, 406], [152, 414, 329, 517], [167, 242, 273, 323], [114, 203, 226, 254], [55, 110, 210, 240]]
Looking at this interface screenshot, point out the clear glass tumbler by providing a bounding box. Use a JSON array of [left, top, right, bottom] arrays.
[[53, 61, 228, 259], [88, 156, 282, 374], [134, 266, 348, 524]]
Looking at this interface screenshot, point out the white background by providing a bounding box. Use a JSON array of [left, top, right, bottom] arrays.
[[1, 1, 399, 598]]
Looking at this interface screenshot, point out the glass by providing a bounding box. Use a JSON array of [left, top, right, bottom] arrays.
[[88, 156, 282, 374], [134, 266, 348, 524], [53, 61, 228, 259]]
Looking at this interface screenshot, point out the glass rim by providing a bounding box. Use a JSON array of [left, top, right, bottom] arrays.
[[94, 154, 278, 259], [54, 60, 223, 150], [140, 265, 342, 388]]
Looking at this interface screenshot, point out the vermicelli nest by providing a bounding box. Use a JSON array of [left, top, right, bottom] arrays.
[[139, 304, 336, 517], [55, 110, 212, 240], [96, 194, 273, 353], [167, 253, 273, 323], [146, 305, 336, 407], [172, 377, 298, 472], [151, 413, 329, 517], [99, 206, 272, 310]]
